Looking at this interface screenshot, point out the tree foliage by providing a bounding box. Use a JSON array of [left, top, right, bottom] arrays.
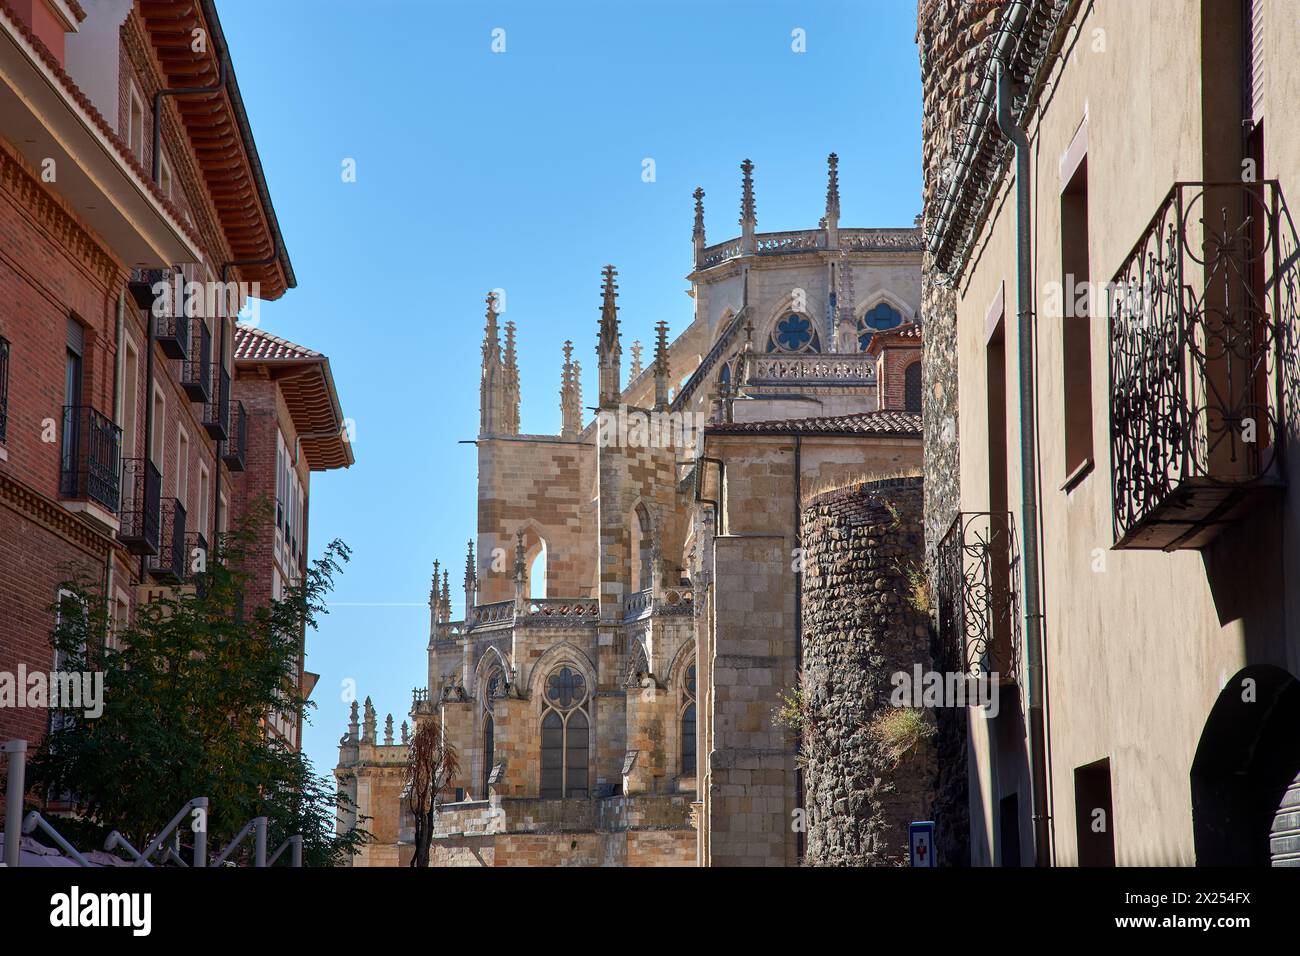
[[28, 505, 367, 866]]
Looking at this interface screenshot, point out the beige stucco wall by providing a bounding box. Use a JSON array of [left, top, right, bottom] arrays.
[[952, 0, 1300, 865]]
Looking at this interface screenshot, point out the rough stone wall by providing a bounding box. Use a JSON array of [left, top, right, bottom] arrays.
[[800, 477, 965, 865], [916, 0, 1005, 567]]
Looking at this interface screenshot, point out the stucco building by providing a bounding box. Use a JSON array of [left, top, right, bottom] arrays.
[[921, 0, 1300, 865]]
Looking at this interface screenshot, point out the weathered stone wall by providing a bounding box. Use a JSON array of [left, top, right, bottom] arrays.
[[800, 477, 966, 865], [917, 0, 1005, 568]]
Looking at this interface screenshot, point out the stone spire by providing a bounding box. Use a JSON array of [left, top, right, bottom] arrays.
[[739, 159, 756, 253], [630, 340, 643, 379], [362, 696, 376, 744], [514, 529, 526, 585], [560, 340, 582, 439], [429, 559, 441, 644], [653, 319, 670, 410], [502, 319, 520, 434], [824, 152, 840, 247], [441, 571, 450, 623], [479, 292, 513, 436], [464, 539, 477, 615], [597, 265, 622, 407], [401, 720, 410, 746], [383, 713, 394, 745], [692, 187, 706, 267], [347, 699, 359, 742]]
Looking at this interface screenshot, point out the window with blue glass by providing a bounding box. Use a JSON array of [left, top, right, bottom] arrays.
[[766, 313, 821, 353], [858, 302, 903, 350]]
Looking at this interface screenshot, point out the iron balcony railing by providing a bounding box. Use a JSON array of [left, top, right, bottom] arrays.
[[59, 405, 121, 512], [154, 312, 190, 361], [935, 511, 1021, 684], [181, 319, 212, 403], [203, 364, 230, 440], [147, 498, 187, 580], [0, 334, 9, 443], [221, 400, 247, 471], [1109, 180, 1294, 550], [118, 458, 162, 556]]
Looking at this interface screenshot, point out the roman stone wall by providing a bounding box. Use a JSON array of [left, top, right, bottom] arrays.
[[799, 477, 966, 864]]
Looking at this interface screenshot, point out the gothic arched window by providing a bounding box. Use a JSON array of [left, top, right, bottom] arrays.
[[540, 666, 590, 799], [858, 302, 903, 350], [767, 313, 821, 354], [681, 662, 697, 776], [904, 361, 922, 414], [481, 664, 505, 797]]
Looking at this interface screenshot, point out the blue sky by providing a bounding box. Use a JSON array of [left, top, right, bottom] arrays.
[[217, 0, 923, 779]]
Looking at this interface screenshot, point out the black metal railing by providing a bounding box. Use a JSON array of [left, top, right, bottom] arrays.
[[0, 334, 9, 443], [181, 319, 212, 403], [154, 312, 190, 361], [59, 406, 121, 512], [147, 498, 187, 580], [221, 400, 246, 471], [203, 364, 230, 440], [117, 458, 162, 555], [1110, 180, 1293, 550], [935, 511, 1021, 683]]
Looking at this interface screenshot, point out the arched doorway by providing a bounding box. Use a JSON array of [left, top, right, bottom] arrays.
[[1191, 665, 1300, 865]]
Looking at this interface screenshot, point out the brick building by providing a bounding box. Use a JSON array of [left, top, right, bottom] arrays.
[[338, 157, 932, 866], [0, 1, 339, 766]]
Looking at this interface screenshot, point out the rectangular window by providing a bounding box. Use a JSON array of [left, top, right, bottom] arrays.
[[122, 337, 139, 457], [151, 385, 165, 470], [1061, 155, 1093, 483], [197, 463, 209, 537], [1074, 758, 1116, 866], [127, 83, 145, 165], [175, 427, 189, 510]]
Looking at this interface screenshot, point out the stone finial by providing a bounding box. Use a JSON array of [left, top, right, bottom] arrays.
[[480, 291, 515, 436], [630, 340, 643, 379], [653, 319, 670, 410], [362, 696, 376, 743], [464, 539, 477, 613], [481, 291, 500, 364], [739, 159, 756, 226], [430, 560, 440, 604], [514, 529, 526, 583], [401, 721, 410, 746], [825, 152, 841, 222], [348, 699, 360, 741], [502, 320, 520, 434], [384, 713, 394, 745], [692, 186, 706, 240], [441, 571, 450, 620], [597, 264, 622, 407], [560, 340, 582, 439]]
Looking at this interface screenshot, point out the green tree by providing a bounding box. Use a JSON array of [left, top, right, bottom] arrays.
[[28, 508, 367, 866]]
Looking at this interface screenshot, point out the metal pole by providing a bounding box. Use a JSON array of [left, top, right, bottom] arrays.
[[3, 740, 26, 868], [192, 796, 208, 869], [290, 835, 302, 868], [253, 816, 267, 867]]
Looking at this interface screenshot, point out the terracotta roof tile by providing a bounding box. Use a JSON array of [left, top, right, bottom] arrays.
[[233, 323, 322, 363], [706, 409, 921, 437]]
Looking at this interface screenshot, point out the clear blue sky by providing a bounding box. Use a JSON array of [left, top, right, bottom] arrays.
[[217, 0, 923, 780]]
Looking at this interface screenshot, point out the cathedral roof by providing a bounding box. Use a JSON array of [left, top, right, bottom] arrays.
[[706, 409, 921, 437]]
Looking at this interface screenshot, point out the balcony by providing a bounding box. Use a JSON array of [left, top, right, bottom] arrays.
[[180, 319, 212, 403], [117, 458, 162, 556], [747, 353, 877, 386], [203, 364, 230, 440], [622, 587, 694, 622], [221, 400, 247, 471], [0, 334, 8, 443], [147, 498, 187, 581], [935, 512, 1020, 684], [1110, 181, 1291, 550], [58, 406, 121, 513]]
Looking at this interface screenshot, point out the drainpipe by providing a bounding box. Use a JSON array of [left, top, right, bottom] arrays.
[[152, 59, 227, 184], [996, 56, 1051, 868]]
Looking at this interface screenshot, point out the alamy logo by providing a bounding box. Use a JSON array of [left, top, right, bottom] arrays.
[[49, 886, 151, 936], [596, 404, 706, 452], [151, 274, 260, 323], [890, 664, 999, 718], [0, 665, 103, 718]]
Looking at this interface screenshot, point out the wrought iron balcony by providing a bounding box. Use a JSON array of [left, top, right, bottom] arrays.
[[0, 334, 8, 443], [203, 364, 230, 440], [154, 312, 190, 361], [180, 319, 212, 403], [58, 405, 121, 513], [935, 512, 1021, 684], [147, 498, 187, 580], [1110, 181, 1292, 550], [221, 400, 247, 471], [117, 458, 161, 556]]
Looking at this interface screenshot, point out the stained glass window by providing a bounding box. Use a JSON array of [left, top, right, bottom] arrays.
[[905, 361, 922, 413], [767, 314, 820, 353], [858, 302, 903, 350], [681, 660, 697, 777], [541, 666, 590, 798]]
